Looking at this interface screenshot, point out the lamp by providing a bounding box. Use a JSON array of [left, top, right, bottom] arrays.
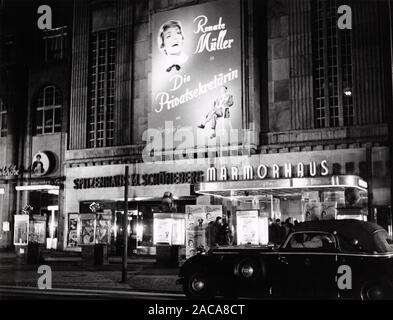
[[343, 87, 352, 97]]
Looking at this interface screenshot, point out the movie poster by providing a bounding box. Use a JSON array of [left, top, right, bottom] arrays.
[[236, 210, 259, 245], [80, 214, 96, 245], [171, 214, 186, 246], [153, 213, 172, 244], [150, 0, 242, 149], [14, 215, 29, 245], [321, 202, 337, 220], [96, 213, 112, 244], [305, 202, 322, 221], [29, 218, 46, 244], [185, 205, 222, 259], [68, 214, 79, 247]]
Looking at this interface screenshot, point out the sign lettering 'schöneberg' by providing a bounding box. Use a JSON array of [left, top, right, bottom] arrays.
[[73, 171, 205, 189]]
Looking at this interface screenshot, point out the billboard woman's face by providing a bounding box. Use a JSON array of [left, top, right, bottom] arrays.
[[163, 26, 183, 55]]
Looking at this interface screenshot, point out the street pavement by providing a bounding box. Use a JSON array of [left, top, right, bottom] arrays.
[[0, 251, 184, 297], [0, 285, 185, 300]]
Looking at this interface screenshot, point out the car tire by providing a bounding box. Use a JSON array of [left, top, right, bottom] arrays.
[[360, 279, 393, 300], [183, 269, 216, 299]]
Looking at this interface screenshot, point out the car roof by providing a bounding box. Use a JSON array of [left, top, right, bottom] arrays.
[[293, 219, 385, 239]]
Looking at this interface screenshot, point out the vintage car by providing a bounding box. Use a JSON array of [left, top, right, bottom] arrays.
[[178, 219, 393, 299]]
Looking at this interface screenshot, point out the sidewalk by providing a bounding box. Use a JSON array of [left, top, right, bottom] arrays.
[[0, 251, 183, 294]]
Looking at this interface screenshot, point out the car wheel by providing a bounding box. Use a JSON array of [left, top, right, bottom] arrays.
[[183, 270, 216, 299], [360, 280, 392, 300]]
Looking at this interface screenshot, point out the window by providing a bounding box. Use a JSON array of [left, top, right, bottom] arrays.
[[312, 0, 353, 128], [87, 30, 116, 148], [2, 34, 16, 65], [36, 85, 62, 134], [285, 232, 337, 250], [42, 26, 68, 62], [0, 98, 7, 137]]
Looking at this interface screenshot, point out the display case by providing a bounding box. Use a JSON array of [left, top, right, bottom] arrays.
[[236, 210, 259, 245], [153, 213, 185, 245], [185, 205, 222, 259], [96, 212, 112, 244], [29, 215, 46, 244], [80, 214, 96, 245], [14, 215, 29, 245], [67, 213, 79, 247]]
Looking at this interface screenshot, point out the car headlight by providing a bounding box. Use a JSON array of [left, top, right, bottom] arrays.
[[240, 264, 254, 278]]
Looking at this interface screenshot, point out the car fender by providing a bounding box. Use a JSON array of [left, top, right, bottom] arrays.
[[179, 254, 218, 278]]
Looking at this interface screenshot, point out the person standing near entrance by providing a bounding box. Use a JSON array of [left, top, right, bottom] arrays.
[[206, 217, 222, 248], [218, 217, 232, 246]]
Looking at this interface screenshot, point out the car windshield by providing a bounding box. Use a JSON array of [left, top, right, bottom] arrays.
[[373, 230, 393, 253]]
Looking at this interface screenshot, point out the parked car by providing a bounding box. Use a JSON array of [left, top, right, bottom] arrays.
[[178, 219, 393, 300]]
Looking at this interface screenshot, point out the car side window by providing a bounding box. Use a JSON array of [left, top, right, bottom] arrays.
[[285, 232, 336, 250]]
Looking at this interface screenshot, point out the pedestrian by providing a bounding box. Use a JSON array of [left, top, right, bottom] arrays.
[[269, 218, 280, 244], [280, 222, 287, 242], [285, 217, 294, 234], [218, 217, 232, 246], [211, 217, 222, 247], [205, 221, 214, 247]]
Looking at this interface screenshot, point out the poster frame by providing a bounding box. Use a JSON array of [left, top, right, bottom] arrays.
[[235, 209, 260, 246]]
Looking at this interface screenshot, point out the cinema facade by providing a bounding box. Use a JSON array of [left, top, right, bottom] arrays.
[[0, 0, 391, 256], [62, 144, 389, 255]]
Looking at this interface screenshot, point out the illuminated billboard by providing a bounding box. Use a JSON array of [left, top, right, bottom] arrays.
[[150, 0, 242, 149]]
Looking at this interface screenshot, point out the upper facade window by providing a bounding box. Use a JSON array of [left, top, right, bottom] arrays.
[[0, 98, 7, 137], [42, 26, 68, 62], [36, 85, 62, 134], [87, 29, 116, 148], [312, 0, 353, 128]]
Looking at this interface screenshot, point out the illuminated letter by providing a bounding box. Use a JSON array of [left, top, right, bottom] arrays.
[[193, 15, 208, 34], [207, 167, 217, 182], [321, 160, 329, 176], [257, 165, 268, 179], [220, 167, 228, 181], [297, 163, 304, 178], [231, 167, 239, 180], [337, 5, 352, 30], [37, 5, 52, 30], [243, 165, 253, 180], [169, 75, 183, 91], [284, 163, 292, 178], [272, 164, 280, 178], [310, 162, 317, 177]]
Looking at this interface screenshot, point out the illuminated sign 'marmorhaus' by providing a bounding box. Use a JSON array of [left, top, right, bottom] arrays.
[[207, 160, 329, 182]]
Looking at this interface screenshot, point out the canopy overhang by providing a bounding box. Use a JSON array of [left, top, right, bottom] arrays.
[[195, 175, 367, 198], [15, 185, 60, 191]]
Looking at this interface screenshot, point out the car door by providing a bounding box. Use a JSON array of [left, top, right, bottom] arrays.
[[276, 231, 339, 299]]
